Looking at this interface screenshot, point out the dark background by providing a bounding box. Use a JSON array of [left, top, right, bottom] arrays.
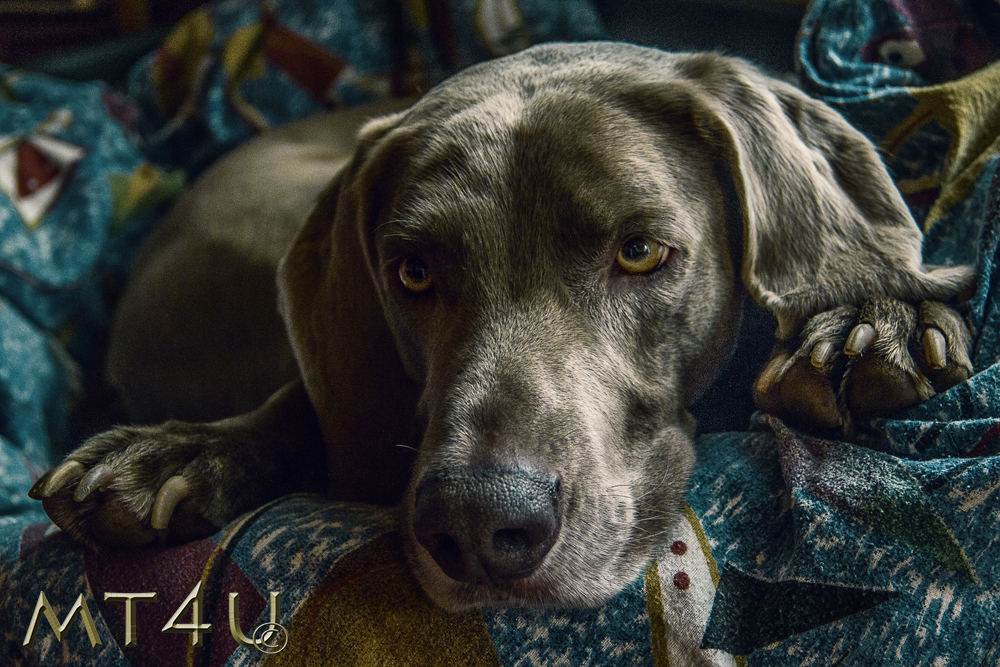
[[0, 0, 806, 82]]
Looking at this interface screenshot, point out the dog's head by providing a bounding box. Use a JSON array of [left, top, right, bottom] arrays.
[[278, 43, 969, 609]]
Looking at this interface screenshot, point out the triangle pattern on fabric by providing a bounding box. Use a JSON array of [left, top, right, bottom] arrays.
[[701, 566, 898, 654], [0, 134, 86, 231]]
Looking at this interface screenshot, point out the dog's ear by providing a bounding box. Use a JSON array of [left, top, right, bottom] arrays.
[[277, 110, 420, 504], [676, 55, 973, 337]]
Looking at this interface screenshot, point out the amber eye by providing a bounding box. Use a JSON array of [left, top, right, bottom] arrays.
[[398, 256, 433, 292], [615, 236, 669, 275]]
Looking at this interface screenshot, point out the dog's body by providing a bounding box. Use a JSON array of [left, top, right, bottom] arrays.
[[104, 101, 413, 425], [32, 43, 973, 610]]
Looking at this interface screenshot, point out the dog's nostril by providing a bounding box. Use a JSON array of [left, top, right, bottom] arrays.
[[488, 514, 559, 577], [425, 533, 461, 562], [413, 467, 562, 584], [419, 532, 469, 581], [493, 527, 531, 554]]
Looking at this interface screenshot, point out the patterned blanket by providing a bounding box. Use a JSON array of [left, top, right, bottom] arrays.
[[1, 0, 998, 664]]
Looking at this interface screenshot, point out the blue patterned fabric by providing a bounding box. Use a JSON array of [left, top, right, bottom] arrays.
[[0, 72, 182, 531], [126, 0, 605, 173]]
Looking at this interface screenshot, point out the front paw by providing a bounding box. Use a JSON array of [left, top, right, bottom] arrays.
[[28, 422, 237, 549], [754, 298, 972, 434]]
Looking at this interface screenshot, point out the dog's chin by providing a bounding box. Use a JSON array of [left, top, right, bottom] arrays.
[[405, 542, 650, 612]]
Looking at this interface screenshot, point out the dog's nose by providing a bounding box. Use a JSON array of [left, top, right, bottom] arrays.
[[412, 467, 562, 585]]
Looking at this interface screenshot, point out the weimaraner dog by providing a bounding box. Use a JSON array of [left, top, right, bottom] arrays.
[[31, 42, 972, 610]]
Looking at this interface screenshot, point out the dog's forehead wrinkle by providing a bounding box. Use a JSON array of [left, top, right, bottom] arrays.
[[507, 104, 704, 251], [392, 96, 712, 297]]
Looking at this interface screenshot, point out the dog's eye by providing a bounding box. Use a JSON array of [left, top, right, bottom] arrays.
[[615, 236, 669, 275], [398, 256, 433, 292]]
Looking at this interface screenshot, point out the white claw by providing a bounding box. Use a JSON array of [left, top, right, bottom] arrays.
[[150, 476, 192, 531], [810, 341, 836, 368], [29, 460, 85, 499], [844, 323, 876, 356], [74, 464, 114, 501], [923, 327, 948, 370]]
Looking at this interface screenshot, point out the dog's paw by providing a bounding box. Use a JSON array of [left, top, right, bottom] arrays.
[[28, 422, 242, 549], [754, 299, 972, 434]]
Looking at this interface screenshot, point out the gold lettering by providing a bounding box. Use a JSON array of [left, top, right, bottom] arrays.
[[22, 592, 101, 647], [162, 581, 211, 646], [104, 592, 156, 647], [229, 591, 281, 647]]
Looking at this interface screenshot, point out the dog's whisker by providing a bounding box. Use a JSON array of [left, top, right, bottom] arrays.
[[630, 488, 666, 503], [638, 530, 674, 541]]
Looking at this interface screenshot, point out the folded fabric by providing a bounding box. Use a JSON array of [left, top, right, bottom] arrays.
[[125, 0, 606, 173]]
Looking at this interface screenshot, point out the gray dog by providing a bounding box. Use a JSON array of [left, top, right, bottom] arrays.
[[31, 43, 973, 611]]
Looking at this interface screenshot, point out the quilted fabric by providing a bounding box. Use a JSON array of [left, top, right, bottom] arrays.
[[0, 71, 184, 532], [126, 0, 606, 173], [2, 0, 999, 664]]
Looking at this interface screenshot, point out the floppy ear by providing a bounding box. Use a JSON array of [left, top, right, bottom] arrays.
[[678, 55, 973, 338], [276, 110, 420, 504]]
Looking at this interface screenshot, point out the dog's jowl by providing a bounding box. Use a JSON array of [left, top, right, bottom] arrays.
[[30, 43, 972, 610]]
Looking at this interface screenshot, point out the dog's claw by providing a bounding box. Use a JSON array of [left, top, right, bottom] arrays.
[[810, 341, 836, 368], [844, 323, 876, 355], [151, 475, 192, 531], [74, 464, 114, 502], [30, 421, 253, 547], [28, 460, 84, 499], [923, 327, 948, 370], [757, 298, 972, 435]]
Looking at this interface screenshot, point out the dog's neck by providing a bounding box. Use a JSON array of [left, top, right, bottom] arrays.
[[682, 285, 748, 406]]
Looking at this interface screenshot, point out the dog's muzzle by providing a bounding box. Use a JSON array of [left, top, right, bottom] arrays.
[[412, 466, 562, 585]]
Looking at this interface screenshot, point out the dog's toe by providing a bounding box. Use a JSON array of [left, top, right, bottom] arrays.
[[78, 494, 162, 548], [29, 423, 235, 549], [840, 298, 931, 424], [754, 352, 842, 429], [756, 298, 973, 435], [917, 301, 973, 390], [842, 299, 972, 424], [754, 306, 853, 431]]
